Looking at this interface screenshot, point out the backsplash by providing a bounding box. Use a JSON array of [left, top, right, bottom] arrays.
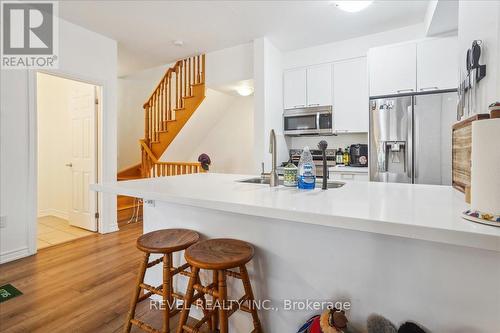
[[287, 133, 368, 150]]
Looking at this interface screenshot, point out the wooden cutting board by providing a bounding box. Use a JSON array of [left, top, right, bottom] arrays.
[[452, 114, 489, 193]]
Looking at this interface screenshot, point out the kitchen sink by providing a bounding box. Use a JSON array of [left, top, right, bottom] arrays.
[[238, 177, 284, 185], [237, 177, 345, 188], [321, 181, 345, 188]]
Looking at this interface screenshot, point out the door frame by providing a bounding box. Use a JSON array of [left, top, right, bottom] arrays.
[[27, 69, 105, 254]]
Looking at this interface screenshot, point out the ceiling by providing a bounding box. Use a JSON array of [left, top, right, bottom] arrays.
[[59, 1, 430, 76]]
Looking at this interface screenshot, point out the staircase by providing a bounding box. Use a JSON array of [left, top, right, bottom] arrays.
[[117, 54, 207, 225]]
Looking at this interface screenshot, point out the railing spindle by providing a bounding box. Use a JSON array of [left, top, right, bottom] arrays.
[[184, 59, 187, 100], [187, 57, 191, 95], [168, 73, 172, 120], [155, 93, 159, 140]]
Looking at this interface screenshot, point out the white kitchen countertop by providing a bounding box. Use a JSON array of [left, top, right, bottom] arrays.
[[92, 173, 500, 252], [329, 165, 369, 173]]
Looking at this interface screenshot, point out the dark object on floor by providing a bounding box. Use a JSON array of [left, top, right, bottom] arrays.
[[322, 307, 348, 332], [398, 322, 426, 333], [198, 153, 211, 171], [0, 284, 23, 303], [367, 314, 397, 333]]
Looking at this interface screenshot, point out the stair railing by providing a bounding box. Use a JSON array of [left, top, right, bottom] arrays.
[[140, 140, 204, 178], [142, 54, 205, 145]]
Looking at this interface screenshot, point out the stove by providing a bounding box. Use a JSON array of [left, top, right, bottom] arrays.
[[289, 149, 336, 178]]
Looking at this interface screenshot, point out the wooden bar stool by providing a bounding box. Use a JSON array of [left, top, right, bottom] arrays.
[[176, 238, 263, 333], [125, 229, 200, 333]]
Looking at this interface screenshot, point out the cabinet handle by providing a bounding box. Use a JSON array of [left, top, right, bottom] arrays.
[[65, 163, 73, 167], [308, 103, 320, 106], [419, 86, 439, 91], [293, 104, 305, 108], [396, 89, 414, 93]]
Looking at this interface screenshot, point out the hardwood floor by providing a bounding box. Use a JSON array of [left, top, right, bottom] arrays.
[[0, 222, 204, 333]]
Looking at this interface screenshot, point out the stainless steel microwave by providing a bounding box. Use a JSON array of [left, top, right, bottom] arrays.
[[283, 106, 333, 136]]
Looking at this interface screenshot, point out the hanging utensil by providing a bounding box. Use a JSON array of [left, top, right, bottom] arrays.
[[466, 49, 472, 116]]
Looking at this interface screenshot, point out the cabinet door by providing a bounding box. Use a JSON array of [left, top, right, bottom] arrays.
[[306, 64, 333, 107], [369, 42, 417, 96], [417, 37, 458, 92], [333, 58, 368, 132], [283, 68, 307, 109], [329, 172, 369, 182]]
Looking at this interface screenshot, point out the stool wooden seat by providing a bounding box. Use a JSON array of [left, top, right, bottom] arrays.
[[177, 238, 262, 333], [125, 229, 201, 333], [185, 238, 254, 270], [137, 229, 200, 253]]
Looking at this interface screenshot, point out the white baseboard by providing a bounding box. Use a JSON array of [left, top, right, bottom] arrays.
[[0, 247, 31, 264], [100, 222, 119, 234], [38, 209, 69, 220]]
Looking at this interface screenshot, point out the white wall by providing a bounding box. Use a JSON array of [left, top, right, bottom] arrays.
[[205, 43, 253, 87], [253, 38, 289, 173], [186, 96, 255, 174], [0, 17, 117, 263], [117, 64, 170, 169], [283, 23, 425, 69], [161, 89, 254, 174], [458, 1, 500, 116]]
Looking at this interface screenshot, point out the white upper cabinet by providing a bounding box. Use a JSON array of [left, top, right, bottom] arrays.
[[306, 64, 333, 107], [369, 42, 417, 96], [283, 64, 333, 109], [417, 37, 458, 92], [333, 58, 368, 132], [283, 68, 307, 109]]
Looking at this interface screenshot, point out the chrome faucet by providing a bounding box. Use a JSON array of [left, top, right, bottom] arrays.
[[269, 129, 279, 187]]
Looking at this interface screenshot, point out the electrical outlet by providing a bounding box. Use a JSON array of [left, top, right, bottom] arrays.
[[0, 216, 6, 228]]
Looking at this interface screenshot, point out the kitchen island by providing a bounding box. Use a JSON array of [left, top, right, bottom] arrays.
[[92, 173, 500, 332]]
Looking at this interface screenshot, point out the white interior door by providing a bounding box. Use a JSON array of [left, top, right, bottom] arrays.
[[69, 84, 97, 231]]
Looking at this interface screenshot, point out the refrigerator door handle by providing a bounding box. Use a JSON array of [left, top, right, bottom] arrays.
[[407, 98, 413, 182], [413, 98, 418, 183]]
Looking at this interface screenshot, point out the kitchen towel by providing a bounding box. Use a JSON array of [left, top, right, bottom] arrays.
[[470, 118, 500, 216]]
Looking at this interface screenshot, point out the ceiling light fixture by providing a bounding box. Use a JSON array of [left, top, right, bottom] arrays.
[[236, 86, 254, 96], [173, 40, 184, 47], [334, 1, 373, 13]]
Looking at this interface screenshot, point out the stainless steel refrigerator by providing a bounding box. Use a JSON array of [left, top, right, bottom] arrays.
[[369, 92, 457, 185]]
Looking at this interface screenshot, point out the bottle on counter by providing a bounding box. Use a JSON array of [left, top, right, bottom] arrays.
[[283, 162, 298, 187], [343, 147, 350, 166], [298, 147, 316, 190], [336, 148, 344, 165]]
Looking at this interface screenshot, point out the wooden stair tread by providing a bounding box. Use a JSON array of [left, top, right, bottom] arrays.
[[118, 203, 141, 211], [117, 176, 142, 181]]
